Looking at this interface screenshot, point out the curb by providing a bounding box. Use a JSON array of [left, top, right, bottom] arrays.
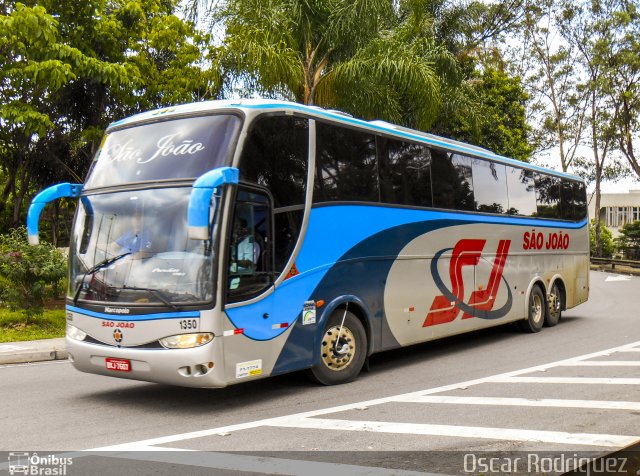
[[590, 264, 640, 277], [0, 338, 68, 365]]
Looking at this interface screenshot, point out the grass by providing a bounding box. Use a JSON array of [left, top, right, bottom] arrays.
[[0, 301, 66, 343]]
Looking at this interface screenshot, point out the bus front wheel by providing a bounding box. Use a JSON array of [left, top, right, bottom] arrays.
[[519, 285, 545, 333], [309, 309, 367, 385]]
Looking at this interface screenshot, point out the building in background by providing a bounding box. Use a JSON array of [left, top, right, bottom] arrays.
[[588, 190, 640, 237]]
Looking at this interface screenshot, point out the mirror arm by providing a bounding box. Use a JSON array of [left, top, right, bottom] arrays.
[[187, 167, 239, 239], [27, 183, 83, 245]]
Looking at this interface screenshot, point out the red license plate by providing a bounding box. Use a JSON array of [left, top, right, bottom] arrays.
[[105, 358, 131, 372]]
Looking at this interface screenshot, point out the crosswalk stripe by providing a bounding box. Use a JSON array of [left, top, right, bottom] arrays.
[[89, 339, 640, 452], [270, 417, 638, 447], [559, 361, 640, 366], [392, 395, 640, 410], [490, 376, 640, 385]]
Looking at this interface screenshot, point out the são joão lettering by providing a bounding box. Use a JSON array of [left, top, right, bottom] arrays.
[[101, 321, 136, 328], [523, 230, 570, 250]]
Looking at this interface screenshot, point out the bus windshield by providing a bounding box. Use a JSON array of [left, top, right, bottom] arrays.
[[68, 187, 215, 306], [84, 114, 241, 189]]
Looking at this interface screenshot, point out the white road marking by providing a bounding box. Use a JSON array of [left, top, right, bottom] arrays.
[[270, 417, 637, 448], [605, 275, 632, 282], [490, 376, 640, 385], [393, 395, 640, 410], [88, 339, 640, 452], [559, 360, 640, 366], [618, 348, 640, 353]]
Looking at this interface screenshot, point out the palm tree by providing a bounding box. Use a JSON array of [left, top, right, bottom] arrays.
[[203, 0, 459, 130]]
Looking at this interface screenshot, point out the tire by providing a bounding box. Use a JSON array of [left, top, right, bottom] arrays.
[[545, 282, 563, 327], [309, 309, 367, 385], [518, 285, 545, 333]]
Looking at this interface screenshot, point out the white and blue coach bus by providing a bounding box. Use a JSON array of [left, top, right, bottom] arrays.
[[27, 100, 589, 387]]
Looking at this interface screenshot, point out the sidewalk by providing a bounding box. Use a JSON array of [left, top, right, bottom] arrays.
[[0, 338, 67, 365]]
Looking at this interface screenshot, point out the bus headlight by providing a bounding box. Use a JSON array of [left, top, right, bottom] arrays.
[[67, 324, 87, 341], [159, 333, 214, 349]]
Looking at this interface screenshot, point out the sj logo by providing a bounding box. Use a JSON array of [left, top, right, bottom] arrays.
[[423, 239, 512, 327]]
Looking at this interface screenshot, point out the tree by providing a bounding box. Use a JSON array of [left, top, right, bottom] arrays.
[[0, 3, 127, 232], [0, 0, 218, 242], [209, 0, 459, 130], [519, 0, 588, 173], [436, 66, 533, 161], [554, 0, 629, 257], [615, 220, 640, 258], [602, 1, 640, 181]]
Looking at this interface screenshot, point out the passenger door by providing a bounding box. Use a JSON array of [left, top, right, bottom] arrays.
[[226, 187, 274, 303]]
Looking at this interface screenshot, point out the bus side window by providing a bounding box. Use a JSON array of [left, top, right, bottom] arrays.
[[239, 115, 308, 277]]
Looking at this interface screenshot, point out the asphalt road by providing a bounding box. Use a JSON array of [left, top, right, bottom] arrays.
[[2, 270, 640, 475]]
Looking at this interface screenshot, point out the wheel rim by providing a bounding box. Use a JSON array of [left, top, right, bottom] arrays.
[[549, 286, 561, 320], [320, 324, 356, 371], [531, 293, 543, 325]]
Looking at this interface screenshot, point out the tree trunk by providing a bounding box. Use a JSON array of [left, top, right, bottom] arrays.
[[594, 168, 602, 257], [591, 94, 603, 257]]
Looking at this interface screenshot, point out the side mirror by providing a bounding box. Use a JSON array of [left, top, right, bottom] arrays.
[[27, 182, 83, 245], [187, 167, 239, 240]]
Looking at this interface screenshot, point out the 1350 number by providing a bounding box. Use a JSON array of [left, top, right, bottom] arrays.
[[179, 319, 198, 330]]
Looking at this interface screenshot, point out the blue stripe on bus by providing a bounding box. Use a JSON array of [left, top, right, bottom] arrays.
[[226, 205, 587, 341], [66, 305, 201, 321]]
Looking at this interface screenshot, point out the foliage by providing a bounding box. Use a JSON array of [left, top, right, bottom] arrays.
[[518, 0, 589, 172], [211, 0, 461, 130], [0, 226, 66, 320], [615, 220, 640, 256], [0, 0, 218, 242], [589, 220, 615, 257], [436, 66, 533, 161]]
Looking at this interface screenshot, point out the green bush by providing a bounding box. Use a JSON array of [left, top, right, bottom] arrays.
[[615, 220, 640, 259], [589, 220, 615, 257], [0, 226, 67, 321]]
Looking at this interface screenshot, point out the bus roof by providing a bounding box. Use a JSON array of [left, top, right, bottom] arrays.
[[108, 99, 584, 183]]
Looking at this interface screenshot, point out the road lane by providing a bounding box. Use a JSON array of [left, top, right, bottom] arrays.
[[1, 271, 640, 460]]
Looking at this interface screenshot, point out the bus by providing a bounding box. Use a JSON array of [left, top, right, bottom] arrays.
[[27, 100, 589, 387]]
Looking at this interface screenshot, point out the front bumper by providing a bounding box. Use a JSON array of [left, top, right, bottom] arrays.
[[66, 336, 227, 388]]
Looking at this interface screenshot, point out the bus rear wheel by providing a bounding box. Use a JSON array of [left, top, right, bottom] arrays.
[[519, 285, 545, 333], [545, 282, 563, 327], [309, 309, 367, 385]]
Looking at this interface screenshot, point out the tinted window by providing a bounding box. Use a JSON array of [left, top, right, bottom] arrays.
[[86, 115, 241, 188], [506, 167, 537, 216], [432, 152, 474, 210], [561, 180, 587, 221], [378, 137, 432, 207], [314, 123, 378, 202], [239, 115, 309, 274], [240, 116, 309, 208], [573, 181, 588, 220], [534, 173, 562, 219], [472, 159, 508, 214]]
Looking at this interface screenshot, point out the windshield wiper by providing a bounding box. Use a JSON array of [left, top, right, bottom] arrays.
[[73, 252, 132, 305], [120, 285, 180, 311]]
